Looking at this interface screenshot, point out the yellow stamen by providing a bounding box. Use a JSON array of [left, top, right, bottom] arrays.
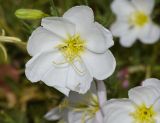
[[129, 11, 148, 27], [57, 34, 85, 64], [130, 104, 156, 123], [72, 94, 100, 123]]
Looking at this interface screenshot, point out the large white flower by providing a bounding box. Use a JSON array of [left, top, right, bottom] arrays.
[[103, 78, 160, 123], [25, 6, 116, 96], [111, 0, 160, 47], [45, 81, 107, 123]]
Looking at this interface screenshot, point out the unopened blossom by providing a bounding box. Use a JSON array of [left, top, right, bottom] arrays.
[[103, 78, 160, 123], [45, 81, 107, 123], [25, 6, 116, 95], [111, 0, 160, 47]]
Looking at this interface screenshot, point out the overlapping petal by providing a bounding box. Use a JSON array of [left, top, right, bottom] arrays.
[[111, 0, 135, 17], [103, 99, 134, 123], [128, 85, 160, 107], [82, 50, 116, 80], [131, 0, 155, 14], [27, 27, 62, 56], [41, 17, 75, 38], [139, 22, 160, 44], [80, 23, 110, 53], [63, 6, 94, 28]]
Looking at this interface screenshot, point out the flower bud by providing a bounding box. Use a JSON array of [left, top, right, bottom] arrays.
[[15, 9, 48, 20]]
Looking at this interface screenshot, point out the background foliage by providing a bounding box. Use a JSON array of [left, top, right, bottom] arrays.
[[0, 0, 160, 122]]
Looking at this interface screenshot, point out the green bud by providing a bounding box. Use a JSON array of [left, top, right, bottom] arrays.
[[15, 9, 48, 20]]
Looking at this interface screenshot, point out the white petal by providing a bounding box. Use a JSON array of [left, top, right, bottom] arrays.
[[103, 99, 134, 123], [155, 114, 160, 123], [80, 23, 110, 53], [27, 27, 62, 56], [131, 0, 155, 14], [68, 81, 96, 104], [41, 17, 75, 38], [68, 111, 83, 123], [25, 50, 60, 82], [63, 6, 94, 28], [111, 0, 135, 17], [66, 60, 93, 94], [120, 28, 139, 47], [95, 22, 114, 48], [110, 21, 130, 36], [95, 111, 104, 123], [153, 97, 160, 113], [128, 85, 160, 107], [44, 107, 62, 120], [142, 78, 160, 91], [82, 50, 116, 80], [41, 65, 70, 95], [96, 80, 107, 106], [25, 51, 70, 95], [138, 23, 160, 44]]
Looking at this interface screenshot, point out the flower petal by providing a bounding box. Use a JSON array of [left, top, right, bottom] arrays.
[[81, 23, 109, 53], [66, 60, 93, 94], [111, 0, 135, 17], [95, 22, 114, 49], [103, 99, 134, 123], [27, 27, 62, 56], [63, 6, 94, 28], [153, 97, 160, 113], [44, 107, 62, 120], [25, 51, 70, 95], [41, 65, 70, 95], [95, 111, 103, 123], [41, 17, 75, 38], [68, 111, 83, 123], [138, 22, 160, 44], [128, 85, 160, 107], [68, 82, 96, 105], [110, 21, 130, 37], [82, 50, 116, 80], [142, 78, 160, 92], [96, 80, 107, 106], [131, 0, 155, 14], [119, 28, 138, 47]]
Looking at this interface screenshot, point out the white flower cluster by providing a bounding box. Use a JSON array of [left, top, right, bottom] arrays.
[[44, 78, 160, 123], [104, 78, 160, 123], [111, 0, 160, 47], [24, 0, 160, 122]]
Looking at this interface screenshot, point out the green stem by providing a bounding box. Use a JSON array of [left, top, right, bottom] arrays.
[[50, 0, 60, 16]]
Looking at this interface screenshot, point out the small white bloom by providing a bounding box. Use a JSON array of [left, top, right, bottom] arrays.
[[103, 78, 160, 123], [111, 0, 160, 47], [45, 82, 107, 123], [25, 6, 116, 96]]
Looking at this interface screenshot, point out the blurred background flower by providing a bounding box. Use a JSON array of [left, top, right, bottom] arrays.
[[0, 0, 160, 123]]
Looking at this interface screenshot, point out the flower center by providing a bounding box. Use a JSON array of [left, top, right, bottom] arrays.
[[73, 94, 100, 122], [57, 34, 85, 63], [131, 104, 156, 123], [129, 11, 148, 27]]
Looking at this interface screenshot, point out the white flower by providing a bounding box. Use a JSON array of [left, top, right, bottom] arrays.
[[103, 78, 160, 123], [111, 0, 160, 47], [25, 6, 116, 96], [45, 81, 107, 123]]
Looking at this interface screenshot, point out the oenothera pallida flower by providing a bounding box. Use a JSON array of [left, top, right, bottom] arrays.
[[103, 78, 160, 123], [25, 6, 116, 95], [45, 81, 107, 123], [111, 0, 160, 47]]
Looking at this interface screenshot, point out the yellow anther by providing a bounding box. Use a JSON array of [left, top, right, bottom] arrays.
[[131, 104, 156, 123], [57, 34, 85, 64], [129, 11, 148, 27]]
